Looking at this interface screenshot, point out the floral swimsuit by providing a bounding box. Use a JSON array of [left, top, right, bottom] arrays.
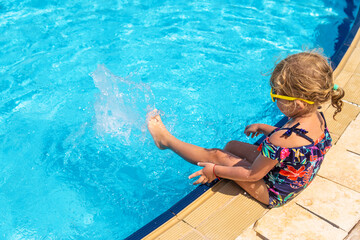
[[257, 112, 332, 208]]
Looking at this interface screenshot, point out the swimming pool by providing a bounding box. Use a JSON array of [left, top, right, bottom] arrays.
[[0, 0, 358, 239]]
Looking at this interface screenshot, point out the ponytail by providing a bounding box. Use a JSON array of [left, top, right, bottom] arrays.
[[331, 85, 345, 119]]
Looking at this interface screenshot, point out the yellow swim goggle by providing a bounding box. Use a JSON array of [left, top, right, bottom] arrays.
[[270, 88, 314, 104]]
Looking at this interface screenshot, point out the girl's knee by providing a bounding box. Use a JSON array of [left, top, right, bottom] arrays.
[[224, 140, 239, 152], [205, 148, 224, 164], [206, 148, 242, 165]]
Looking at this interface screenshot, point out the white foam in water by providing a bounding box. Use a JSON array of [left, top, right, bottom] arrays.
[[91, 65, 155, 145]]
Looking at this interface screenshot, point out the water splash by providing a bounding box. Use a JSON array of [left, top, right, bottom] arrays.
[[91, 65, 155, 145]]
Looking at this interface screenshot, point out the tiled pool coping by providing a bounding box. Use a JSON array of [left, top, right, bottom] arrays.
[[126, 4, 360, 240]]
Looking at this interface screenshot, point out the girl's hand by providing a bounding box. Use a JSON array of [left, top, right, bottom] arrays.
[[188, 162, 216, 185], [244, 124, 262, 138]]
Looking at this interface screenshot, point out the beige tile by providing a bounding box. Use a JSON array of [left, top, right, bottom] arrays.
[[322, 105, 334, 120], [345, 221, 360, 240], [174, 180, 227, 222], [296, 176, 360, 232], [181, 230, 206, 240], [343, 74, 360, 105], [181, 180, 242, 226], [336, 113, 360, 154], [331, 133, 340, 144], [344, 47, 360, 73], [195, 192, 267, 240], [254, 202, 347, 240], [235, 225, 263, 240], [319, 145, 360, 193], [334, 70, 353, 87], [355, 60, 360, 75], [143, 217, 179, 240], [155, 220, 194, 240], [324, 102, 360, 137]]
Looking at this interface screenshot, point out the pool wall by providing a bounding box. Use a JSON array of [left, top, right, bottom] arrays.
[[125, 4, 360, 240]]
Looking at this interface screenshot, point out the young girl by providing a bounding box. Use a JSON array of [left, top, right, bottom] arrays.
[[147, 51, 345, 208]]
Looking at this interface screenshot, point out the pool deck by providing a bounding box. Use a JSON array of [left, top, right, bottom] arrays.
[[140, 24, 360, 240]]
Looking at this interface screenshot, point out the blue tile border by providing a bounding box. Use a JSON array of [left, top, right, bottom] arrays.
[[168, 180, 219, 215], [125, 3, 360, 240], [124, 210, 175, 240], [124, 182, 215, 240], [331, 2, 360, 68]]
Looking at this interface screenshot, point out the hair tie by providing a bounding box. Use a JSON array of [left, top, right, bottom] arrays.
[[333, 84, 338, 91]]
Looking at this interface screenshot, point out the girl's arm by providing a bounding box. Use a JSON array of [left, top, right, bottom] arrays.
[[244, 123, 277, 137], [215, 154, 277, 181], [189, 154, 277, 184]]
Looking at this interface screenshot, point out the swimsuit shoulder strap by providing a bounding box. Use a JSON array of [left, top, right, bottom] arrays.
[[278, 122, 315, 144], [268, 127, 281, 137]]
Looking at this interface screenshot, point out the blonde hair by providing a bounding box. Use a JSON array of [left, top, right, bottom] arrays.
[[270, 50, 345, 118]]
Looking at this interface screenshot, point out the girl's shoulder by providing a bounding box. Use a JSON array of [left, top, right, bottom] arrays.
[[268, 111, 327, 149], [268, 130, 314, 149]]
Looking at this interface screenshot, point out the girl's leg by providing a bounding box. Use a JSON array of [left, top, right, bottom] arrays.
[[224, 140, 270, 204], [235, 179, 269, 205], [224, 140, 260, 164], [148, 114, 260, 166], [148, 113, 270, 205], [148, 114, 244, 166], [235, 179, 270, 205]]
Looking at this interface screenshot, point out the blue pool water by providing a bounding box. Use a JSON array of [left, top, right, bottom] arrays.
[[0, 0, 357, 239]]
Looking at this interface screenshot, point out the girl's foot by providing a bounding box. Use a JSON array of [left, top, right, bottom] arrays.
[[147, 110, 171, 150]]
